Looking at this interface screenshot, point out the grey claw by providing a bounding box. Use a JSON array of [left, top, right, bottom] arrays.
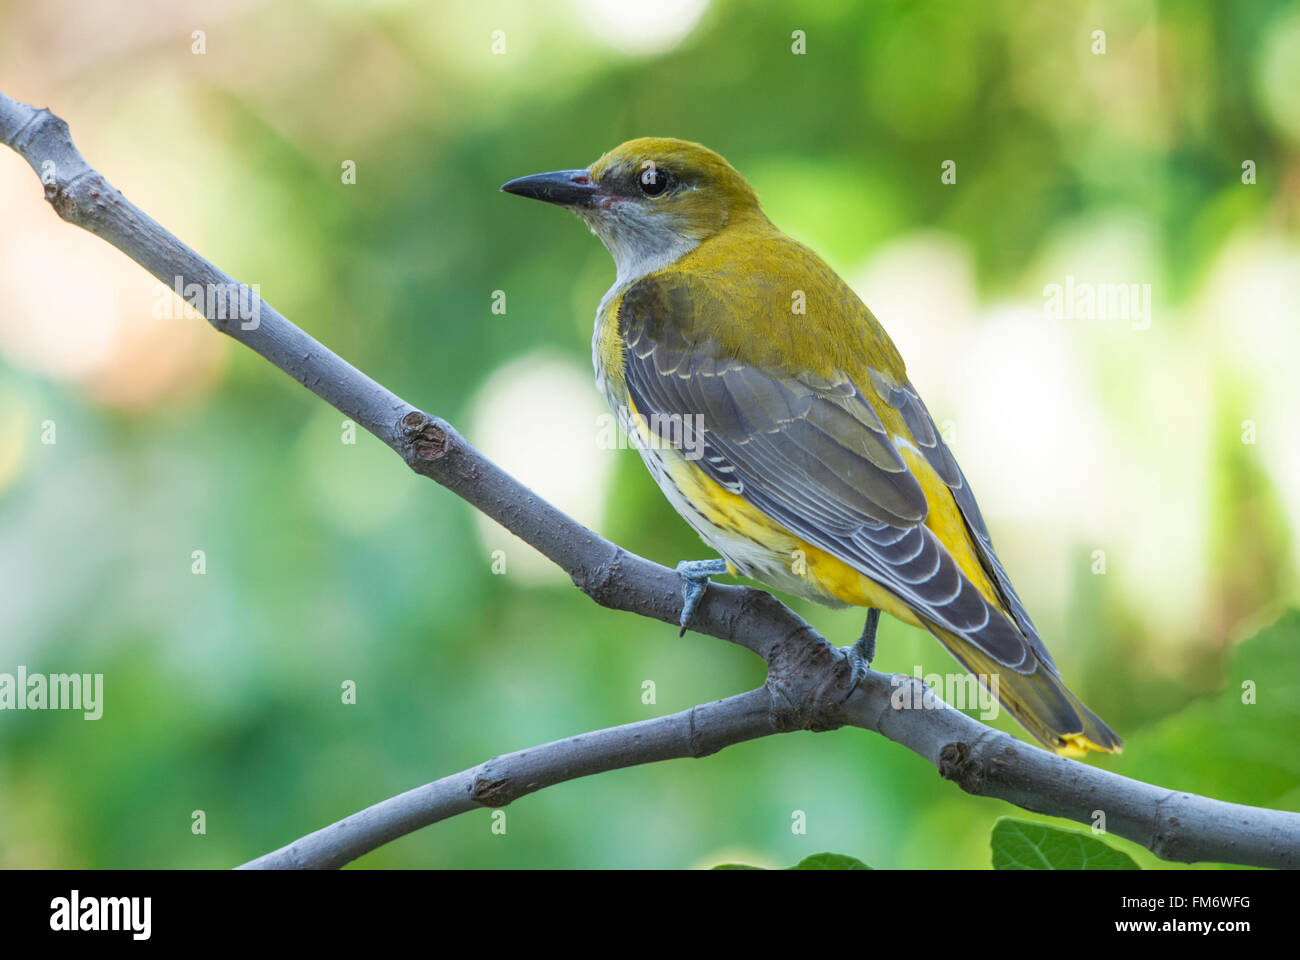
[[675, 559, 729, 633]]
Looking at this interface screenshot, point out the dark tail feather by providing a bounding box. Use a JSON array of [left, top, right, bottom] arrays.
[[929, 625, 1122, 756]]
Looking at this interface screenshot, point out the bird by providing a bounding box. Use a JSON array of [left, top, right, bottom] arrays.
[[501, 137, 1121, 757]]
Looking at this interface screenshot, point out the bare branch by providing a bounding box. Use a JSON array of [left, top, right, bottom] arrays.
[[4, 90, 1297, 870], [239, 689, 777, 869]]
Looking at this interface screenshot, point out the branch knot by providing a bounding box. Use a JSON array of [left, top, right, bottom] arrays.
[[938, 741, 987, 794], [764, 628, 854, 733], [400, 411, 447, 461], [470, 770, 514, 808]]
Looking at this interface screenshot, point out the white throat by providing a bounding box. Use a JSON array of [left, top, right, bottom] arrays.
[[580, 204, 700, 287]]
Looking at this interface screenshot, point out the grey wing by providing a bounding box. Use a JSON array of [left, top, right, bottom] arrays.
[[864, 369, 1055, 669], [620, 275, 1043, 672]]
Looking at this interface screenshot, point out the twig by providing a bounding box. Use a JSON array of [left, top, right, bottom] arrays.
[[239, 689, 777, 869]]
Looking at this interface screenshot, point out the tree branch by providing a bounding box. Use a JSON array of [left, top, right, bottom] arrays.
[[4, 90, 1297, 870], [239, 688, 777, 869]]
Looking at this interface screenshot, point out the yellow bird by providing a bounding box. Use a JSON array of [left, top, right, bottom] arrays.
[[502, 138, 1121, 757]]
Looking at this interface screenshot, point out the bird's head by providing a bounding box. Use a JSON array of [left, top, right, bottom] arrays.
[[501, 137, 761, 283]]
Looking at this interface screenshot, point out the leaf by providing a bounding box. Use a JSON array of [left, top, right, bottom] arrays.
[[789, 852, 872, 870], [710, 852, 871, 870], [991, 818, 1140, 870], [1113, 610, 1300, 810]]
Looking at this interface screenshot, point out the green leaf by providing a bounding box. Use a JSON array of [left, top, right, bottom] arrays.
[[991, 818, 1140, 870], [1112, 610, 1300, 811], [789, 852, 872, 870], [710, 852, 871, 870]]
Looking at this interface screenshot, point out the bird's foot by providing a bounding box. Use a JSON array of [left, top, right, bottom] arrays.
[[840, 609, 881, 701], [850, 608, 881, 667], [675, 558, 729, 636]]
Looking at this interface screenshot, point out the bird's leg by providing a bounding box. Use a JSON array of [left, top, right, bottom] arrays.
[[851, 608, 881, 667], [675, 558, 729, 636], [838, 608, 883, 701]]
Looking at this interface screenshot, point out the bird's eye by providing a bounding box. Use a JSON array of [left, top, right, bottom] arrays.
[[638, 165, 670, 197]]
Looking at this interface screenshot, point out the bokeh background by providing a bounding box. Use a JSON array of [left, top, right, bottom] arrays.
[[1, 0, 1298, 869]]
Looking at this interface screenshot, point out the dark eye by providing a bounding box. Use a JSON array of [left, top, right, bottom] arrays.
[[638, 165, 670, 197]]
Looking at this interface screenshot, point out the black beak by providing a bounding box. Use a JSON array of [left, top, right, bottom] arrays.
[[500, 169, 598, 208]]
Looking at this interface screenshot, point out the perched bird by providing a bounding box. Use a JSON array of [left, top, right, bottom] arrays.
[[502, 138, 1121, 756]]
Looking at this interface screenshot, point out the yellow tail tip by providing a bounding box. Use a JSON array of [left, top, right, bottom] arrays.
[[1054, 733, 1124, 758]]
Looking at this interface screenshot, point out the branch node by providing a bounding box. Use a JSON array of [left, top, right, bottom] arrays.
[[470, 771, 514, 808], [938, 740, 987, 794], [764, 628, 853, 733], [578, 543, 628, 608], [400, 410, 447, 461]]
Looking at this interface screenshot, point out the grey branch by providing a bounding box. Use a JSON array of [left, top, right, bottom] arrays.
[[3, 90, 1296, 871]]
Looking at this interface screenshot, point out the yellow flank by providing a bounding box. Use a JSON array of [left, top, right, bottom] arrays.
[[796, 540, 926, 628], [594, 294, 625, 387], [629, 391, 1003, 628], [894, 445, 1002, 610], [647, 417, 922, 627]]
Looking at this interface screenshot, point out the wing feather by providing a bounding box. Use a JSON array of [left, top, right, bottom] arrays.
[[618, 273, 1041, 671]]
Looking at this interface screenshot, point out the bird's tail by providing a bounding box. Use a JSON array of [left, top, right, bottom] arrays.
[[926, 625, 1122, 757]]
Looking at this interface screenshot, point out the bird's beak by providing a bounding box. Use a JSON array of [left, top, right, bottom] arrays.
[[500, 169, 599, 208]]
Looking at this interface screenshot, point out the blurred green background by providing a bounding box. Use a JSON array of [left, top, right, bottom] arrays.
[[1, 0, 1298, 869]]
